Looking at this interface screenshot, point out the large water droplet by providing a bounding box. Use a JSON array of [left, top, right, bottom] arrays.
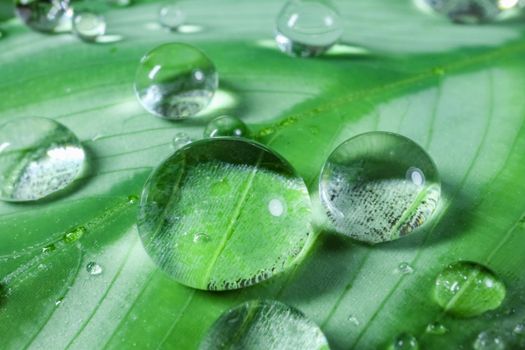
[[134, 43, 218, 120], [15, 0, 73, 33], [86, 262, 103, 275], [425, 321, 448, 335], [422, 0, 515, 23], [319, 131, 441, 244], [473, 331, 506, 350], [0, 117, 86, 202], [200, 300, 329, 350], [72, 11, 106, 42], [137, 138, 312, 290], [159, 2, 186, 30], [389, 332, 419, 350], [204, 115, 249, 138], [434, 261, 506, 317], [275, 0, 343, 57]]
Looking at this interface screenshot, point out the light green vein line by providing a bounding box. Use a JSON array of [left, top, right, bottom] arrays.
[[64, 236, 139, 350], [155, 290, 197, 350], [425, 80, 443, 149]]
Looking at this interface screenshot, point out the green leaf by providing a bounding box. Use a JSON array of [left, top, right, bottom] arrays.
[[1, 0, 525, 349]]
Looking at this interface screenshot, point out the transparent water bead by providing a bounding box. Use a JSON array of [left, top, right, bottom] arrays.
[[425, 321, 448, 335], [397, 262, 415, 275], [319, 132, 441, 244], [473, 331, 506, 350], [172, 132, 192, 150], [15, 0, 73, 33], [159, 2, 186, 30], [86, 262, 103, 275], [275, 0, 343, 57], [203, 115, 249, 138], [0, 117, 86, 202], [137, 138, 312, 290], [108, 0, 131, 6], [200, 300, 329, 350], [434, 261, 506, 317], [423, 0, 516, 23], [389, 332, 419, 350], [72, 11, 106, 42], [134, 43, 218, 120]]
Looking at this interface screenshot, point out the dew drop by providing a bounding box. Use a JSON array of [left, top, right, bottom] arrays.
[[134, 43, 218, 119], [348, 314, 360, 326], [128, 194, 139, 204], [422, 0, 516, 23], [55, 297, 64, 306], [434, 261, 506, 317], [514, 322, 525, 335], [396, 262, 415, 275], [319, 132, 441, 244], [159, 2, 186, 30], [193, 233, 210, 243], [86, 262, 103, 275], [72, 11, 106, 42], [425, 321, 448, 335], [172, 132, 192, 150], [137, 138, 312, 290], [108, 0, 131, 7], [15, 0, 72, 33], [0, 117, 86, 202], [64, 226, 87, 243], [42, 244, 56, 253], [473, 331, 505, 350], [389, 332, 419, 350], [275, 0, 343, 57], [204, 115, 249, 138], [200, 300, 329, 350]]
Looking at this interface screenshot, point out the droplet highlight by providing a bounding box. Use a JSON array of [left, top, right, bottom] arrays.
[[15, 0, 72, 33], [0, 117, 86, 202], [396, 262, 415, 275], [204, 115, 249, 138], [64, 226, 87, 243], [434, 261, 506, 317], [319, 131, 441, 244], [86, 262, 103, 275], [425, 321, 448, 335], [134, 43, 218, 120], [275, 0, 343, 57], [473, 331, 506, 350], [72, 11, 106, 42], [172, 132, 192, 150]]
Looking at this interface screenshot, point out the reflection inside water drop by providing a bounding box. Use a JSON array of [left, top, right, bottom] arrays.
[[268, 198, 285, 217]]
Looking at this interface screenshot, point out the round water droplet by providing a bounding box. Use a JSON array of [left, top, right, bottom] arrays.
[[128, 194, 139, 204], [473, 331, 505, 350], [108, 0, 131, 6], [397, 262, 415, 275], [138, 138, 312, 290], [172, 132, 192, 150], [64, 226, 86, 243], [86, 262, 103, 275], [0, 117, 86, 202], [15, 0, 72, 33], [134, 43, 218, 120], [389, 332, 419, 350], [193, 233, 210, 243], [200, 300, 329, 350], [425, 321, 448, 335], [204, 115, 249, 138], [434, 261, 506, 317], [422, 0, 514, 23], [514, 322, 525, 335], [159, 2, 186, 29], [72, 11, 106, 42], [275, 0, 343, 57], [319, 132, 441, 244]]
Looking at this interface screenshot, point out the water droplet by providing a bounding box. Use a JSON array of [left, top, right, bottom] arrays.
[[108, 0, 131, 6], [319, 132, 441, 244], [268, 198, 286, 217], [390, 332, 419, 350], [193, 233, 210, 243], [134, 43, 218, 119], [55, 297, 64, 306], [514, 322, 525, 335], [159, 2, 186, 29], [422, 0, 514, 24], [347, 315, 360, 326], [42, 244, 56, 253], [86, 262, 103, 275], [434, 261, 506, 317], [473, 331, 505, 350], [0, 117, 86, 202], [64, 226, 87, 243], [15, 0, 72, 33], [425, 321, 448, 335], [72, 11, 106, 42], [203, 115, 250, 138], [128, 194, 139, 204], [137, 138, 311, 290], [275, 0, 343, 57], [200, 300, 329, 350], [397, 262, 415, 275], [172, 132, 192, 150]]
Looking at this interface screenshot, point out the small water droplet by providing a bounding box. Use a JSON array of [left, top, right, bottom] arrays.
[[42, 244, 56, 253], [64, 226, 87, 243], [72, 11, 106, 42], [55, 297, 64, 306], [108, 0, 131, 7], [473, 331, 505, 350], [210, 178, 231, 196], [425, 321, 448, 335], [193, 233, 210, 243], [319, 132, 441, 243], [396, 262, 415, 275], [434, 261, 506, 317], [390, 332, 419, 350], [0, 118, 86, 202], [128, 194, 139, 204], [134, 43, 218, 119], [204, 115, 250, 138], [268, 198, 286, 217], [86, 262, 103, 275], [514, 322, 525, 335], [15, 0, 72, 33], [172, 132, 192, 150], [347, 315, 360, 326], [275, 0, 343, 57], [159, 2, 186, 29]]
